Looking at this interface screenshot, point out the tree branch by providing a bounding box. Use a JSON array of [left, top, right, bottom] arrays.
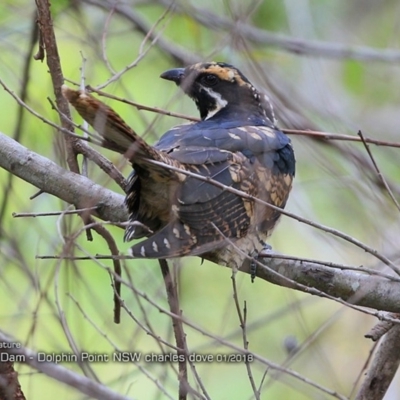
[[355, 323, 400, 400], [2, 130, 400, 315], [0, 131, 127, 223], [84, 0, 200, 65], [35, 0, 80, 173], [159, 0, 400, 63], [249, 255, 400, 314]]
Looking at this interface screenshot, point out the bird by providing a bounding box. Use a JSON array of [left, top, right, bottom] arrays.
[[62, 61, 295, 272]]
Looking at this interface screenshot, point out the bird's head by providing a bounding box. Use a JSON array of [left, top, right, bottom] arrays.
[[160, 61, 275, 123]]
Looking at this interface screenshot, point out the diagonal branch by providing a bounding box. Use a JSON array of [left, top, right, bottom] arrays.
[[2, 130, 400, 315], [355, 322, 400, 400], [0, 131, 127, 223]]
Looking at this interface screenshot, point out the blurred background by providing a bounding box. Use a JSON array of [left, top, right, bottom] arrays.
[[1, 0, 400, 398]]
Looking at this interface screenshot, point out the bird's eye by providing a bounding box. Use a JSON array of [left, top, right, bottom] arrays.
[[200, 74, 219, 87]]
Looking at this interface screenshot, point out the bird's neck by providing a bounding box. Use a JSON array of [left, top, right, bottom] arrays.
[[203, 103, 270, 125]]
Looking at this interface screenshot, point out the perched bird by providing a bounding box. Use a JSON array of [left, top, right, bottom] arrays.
[[62, 62, 295, 271]]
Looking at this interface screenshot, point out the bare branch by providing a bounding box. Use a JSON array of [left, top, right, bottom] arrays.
[[284, 128, 400, 149], [114, 273, 349, 400], [96, 5, 173, 90], [12, 206, 99, 218], [159, 0, 400, 63], [35, 0, 80, 173], [90, 220, 123, 324], [0, 11, 39, 233], [253, 255, 400, 314], [231, 278, 259, 399], [0, 131, 127, 223], [88, 86, 200, 122], [84, 0, 200, 65], [35, 252, 400, 315], [357, 130, 400, 212], [159, 260, 204, 400], [2, 130, 400, 316], [355, 323, 400, 400]]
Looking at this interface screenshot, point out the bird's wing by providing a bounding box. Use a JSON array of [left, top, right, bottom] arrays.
[[129, 148, 252, 259]]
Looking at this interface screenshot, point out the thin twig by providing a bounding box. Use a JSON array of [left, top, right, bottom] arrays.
[[68, 293, 120, 347], [112, 277, 181, 352], [96, 6, 173, 90], [349, 341, 378, 399], [66, 85, 400, 150], [74, 140, 128, 191], [231, 276, 260, 400], [12, 206, 99, 218], [111, 272, 349, 400], [69, 272, 179, 399], [53, 215, 123, 323], [80, 51, 90, 177], [29, 189, 44, 200], [53, 240, 98, 380], [101, 5, 117, 74], [37, 251, 400, 322], [90, 220, 122, 324], [357, 130, 400, 212], [0, 78, 102, 144], [87, 86, 200, 122], [84, 0, 200, 65], [124, 266, 182, 379], [0, 11, 39, 235], [159, 260, 189, 400], [283, 128, 400, 149]]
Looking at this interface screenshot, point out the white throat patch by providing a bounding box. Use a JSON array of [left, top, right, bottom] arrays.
[[201, 87, 228, 120]]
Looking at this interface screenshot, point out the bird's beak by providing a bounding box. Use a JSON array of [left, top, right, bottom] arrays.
[[160, 68, 185, 86]]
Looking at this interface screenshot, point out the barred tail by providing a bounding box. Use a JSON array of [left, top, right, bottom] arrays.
[[62, 86, 160, 163]]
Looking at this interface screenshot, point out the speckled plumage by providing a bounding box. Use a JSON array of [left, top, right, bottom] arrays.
[[63, 62, 295, 270]]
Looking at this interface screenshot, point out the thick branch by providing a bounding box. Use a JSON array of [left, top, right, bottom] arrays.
[[244, 256, 400, 313], [2, 130, 400, 314], [355, 323, 400, 400], [0, 131, 127, 223]]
